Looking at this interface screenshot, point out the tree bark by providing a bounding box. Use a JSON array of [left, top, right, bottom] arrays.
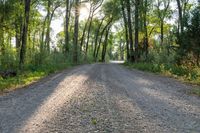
[[144, 0, 148, 59], [93, 17, 105, 58], [120, 0, 130, 61], [176, 0, 183, 44], [135, 0, 139, 62], [80, 6, 92, 52], [160, 20, 164, 45], [73, 0, 79, 64], [19, 0, 31, 69], [126, 0, 134, 62], [64, 0, 70, 54], [95, 18, 113, 60], [45, 5, 59, 53], [101, 26, 111, 62], [85, 11, 94, 58]]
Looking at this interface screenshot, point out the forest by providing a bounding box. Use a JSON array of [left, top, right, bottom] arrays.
[[0, 0, 200, 91]]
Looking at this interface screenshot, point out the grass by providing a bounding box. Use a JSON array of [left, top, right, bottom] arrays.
[[190, 87, 200, 96], [0, 62, 74, 92], [124, 62, 200, 96], [91, 118, 97, 125]]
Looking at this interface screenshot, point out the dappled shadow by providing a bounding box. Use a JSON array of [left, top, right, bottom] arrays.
[[102, 64, 200, 132], [1, 63, 199, 132], [0, 65, 91, 133]]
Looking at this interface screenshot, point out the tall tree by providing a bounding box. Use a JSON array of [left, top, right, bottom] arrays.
[[101, 25, 112, 62], [155, 0, 170, 45], [126, 0, 134, 62], [120, 0, 130, 61], [19, 0, 31, 69], [134, 0, 139, 61], [64, 0, 70, 54], [73, 0, 79, 63]]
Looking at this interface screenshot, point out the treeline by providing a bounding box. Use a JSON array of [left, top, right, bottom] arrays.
[[0, 0, 200, 72], [0, 0, 119, 72], [118, 0, 200, 67]]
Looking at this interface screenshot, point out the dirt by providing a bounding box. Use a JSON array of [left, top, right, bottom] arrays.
[[0, 63, 200, 133]]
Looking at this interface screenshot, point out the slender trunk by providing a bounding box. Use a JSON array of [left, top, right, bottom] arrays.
[[45, 6, 58, 53], [65, 0, 70, 54], [19, 0, 31, 69], [176, 0, 183, 43], [73, 0, 79, 63], [40, 14, 48, 54], [93, 17, 104, 58], [160, 20, 164, 45], [80, 6, 92, 52], [45, 1, 59, 53], [95, 18, 113, 60], [85, 11, 94, 58], [126, 0, 134, 62], [0, 2, 5, 55], [119, 39, 124, 60], [135, 0, 139, 62], [144, 0, 148, 59], [121, 0, 130, 61], [101, 26, 111, 62]]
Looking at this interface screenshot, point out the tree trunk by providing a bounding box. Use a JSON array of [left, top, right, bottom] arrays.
[[44, 1, 59, 53], [160, 20, 164, 45], [95, 18, 113, 60], [73, 0, 79, 64], [135, 0, 139, 62], [126, 0, 134, 62], [93, 17, 105, 58], [176, 0, 183, 44], [85, 11, 94, 59], [19, 0, 31, 69], [101, 26, 111, 62], [80, 6, 92, 52], [144, 0, 148, 59], [44, 0, 51, 52], [121, 0, 130, 61], [64, 0, 70, 54]]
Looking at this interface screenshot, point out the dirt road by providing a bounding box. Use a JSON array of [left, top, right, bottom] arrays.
[[0, 64, 200, 133]]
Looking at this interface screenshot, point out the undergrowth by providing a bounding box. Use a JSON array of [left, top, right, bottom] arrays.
[[124, 62, 200, 96]]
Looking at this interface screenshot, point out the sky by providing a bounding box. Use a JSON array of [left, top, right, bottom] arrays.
[[50, 4, 90, 43], [50, 0, 199, 44]]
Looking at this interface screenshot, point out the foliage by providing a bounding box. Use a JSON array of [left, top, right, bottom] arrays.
[[124, 62, 200, 85], [190, 87, 200, 96], [0, 53, 73, 91], [1, 0, 200, 91]]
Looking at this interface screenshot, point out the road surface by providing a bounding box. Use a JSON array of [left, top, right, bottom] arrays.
[[0, 64, 200, 133]]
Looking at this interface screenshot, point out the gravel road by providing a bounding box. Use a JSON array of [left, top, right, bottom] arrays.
[[0, 63, 200, 133]]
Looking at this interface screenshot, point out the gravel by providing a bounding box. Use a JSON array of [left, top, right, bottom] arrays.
[[0, 63, 200, 133]]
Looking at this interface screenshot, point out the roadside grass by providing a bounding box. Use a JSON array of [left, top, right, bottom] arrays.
[[0, 62, 73, 92], [190, 87, 200, 96], [124, 62, 200, 96]]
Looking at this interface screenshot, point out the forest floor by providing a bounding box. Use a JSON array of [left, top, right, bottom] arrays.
[[0, 63, 200, 133]]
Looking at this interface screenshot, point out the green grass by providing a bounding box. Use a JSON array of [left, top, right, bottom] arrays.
[[0, 62, 74, 92], [91, 118, 97, 125], [124, 62, 200, 93], [190, 87, 200, 96]]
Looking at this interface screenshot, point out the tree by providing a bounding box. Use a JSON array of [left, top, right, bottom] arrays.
[[64, 0, 70, 54], [154, 0, 171, 45], [73, 0, 79, 63], [19, 0, 31, 69], [134, 0, 139, 61], [120, 0, 130, 61], [126, 0, 134, 62]]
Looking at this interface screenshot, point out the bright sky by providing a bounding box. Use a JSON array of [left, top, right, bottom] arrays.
[[50, 3, 90, 44], [50, 0, 198, 44]]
